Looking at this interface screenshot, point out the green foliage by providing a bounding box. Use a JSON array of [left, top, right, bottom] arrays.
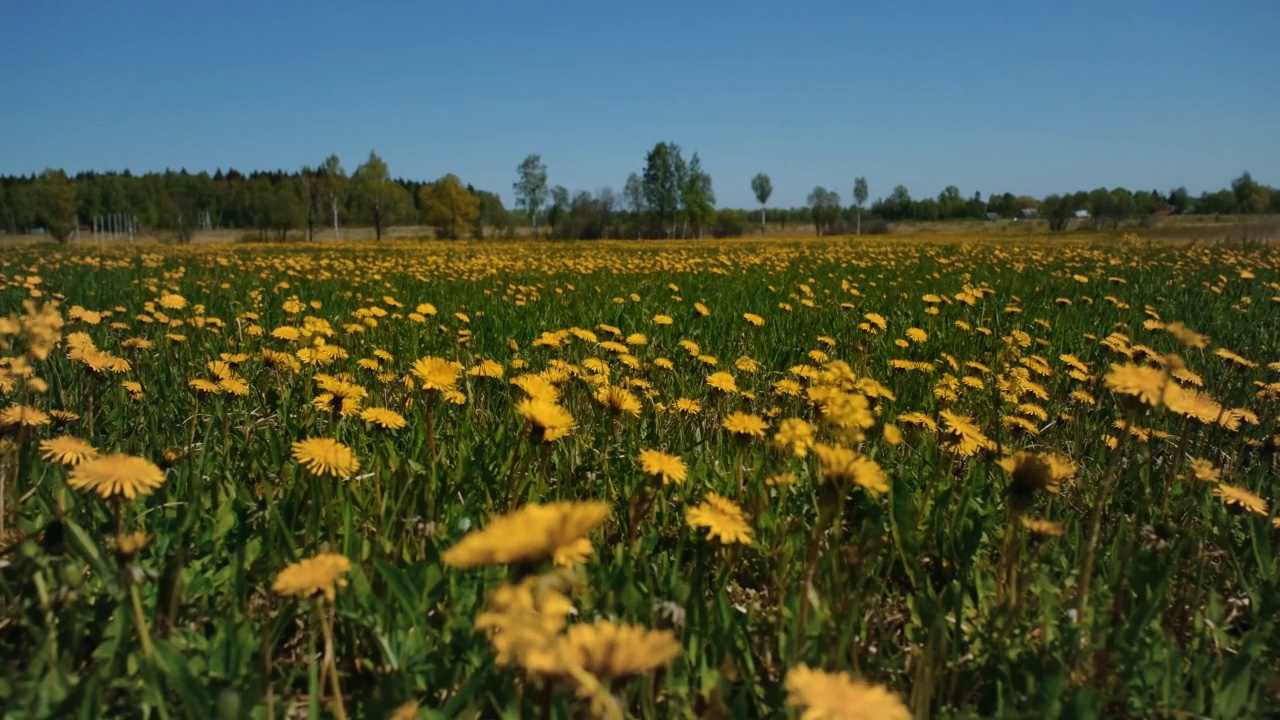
[[350, 151, 411, 241], [513, 154, 549, 235], [751, 173, 772, 230], [642, 142, 687, 236], [806, 186, 841, 236], [34, 169, 77, 243], [419, 174, 481, 240]]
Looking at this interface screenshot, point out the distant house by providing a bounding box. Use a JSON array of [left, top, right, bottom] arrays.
[[1073, 209, 1091, 219], [985, 212, 1002, 221], [1152, 207, 1179, 217], [1018, 208, 1039, 219]]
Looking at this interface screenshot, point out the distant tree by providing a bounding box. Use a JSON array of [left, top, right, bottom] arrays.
[[1168, 186, 1190, 214], [806, 186, 841, 236], [1086, 188, 1114, 228], [750, 173, 772, 231], [1042, 194, 1073, 232], [34, 169, 77, 243], [1107, 187, 1136, 227], [681, 153, 715, 238], [1231, 172, 1258, 212], [553, 188, 617, 240], [269, 180, 306, 241], [317, 154, 346, 240], [1133, 189, 1163, 217], [350, 151, 408, 241], [938, 185, 964, 219], [642, 142, 687, 236], [623, 172, 645, 239], [513, 154, 549, 237], [420, 174, 480, 239], [298, 166, 317, 241], [1197, 189, 1238, 215], [472, 187, 508, 239], [873, 185, 913, 221], [547, 185, 570, 233], [852, 176, 868, 234]]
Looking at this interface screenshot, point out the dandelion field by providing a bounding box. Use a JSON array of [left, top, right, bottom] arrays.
[[1, 234, 1279, 719]]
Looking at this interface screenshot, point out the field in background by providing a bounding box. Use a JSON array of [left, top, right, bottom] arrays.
[[1, 234, 1278, 718], [5, 213, 1277, 246]]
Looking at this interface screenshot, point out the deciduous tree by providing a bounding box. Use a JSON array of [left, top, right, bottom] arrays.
[[350, 151, 408, 241], [642, 142, 687, 237], [750, 173, 772, 231], [420, 174, 480, 239], [514, 154, 549, 237], [853, 176, 868, 234], [806, 186, 841, 236], [682, 153, 715, 238], [35, 169, 77, 243]]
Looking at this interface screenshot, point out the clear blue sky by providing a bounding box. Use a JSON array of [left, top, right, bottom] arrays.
[[2, 0, 1276, 208]]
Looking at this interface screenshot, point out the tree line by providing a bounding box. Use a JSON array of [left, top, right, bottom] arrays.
[[2, 145, 1277, 243], [0, 152, 512, 243]]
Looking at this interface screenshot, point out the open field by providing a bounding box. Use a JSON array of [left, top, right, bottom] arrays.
[[1, 234, 1279, 718], [4, 213, 1277, 247]]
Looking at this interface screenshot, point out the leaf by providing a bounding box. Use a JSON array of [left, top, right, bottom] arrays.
[[154, 639, 215, 719], [376, 557, 421, 615], [62, 518, 120, 597]]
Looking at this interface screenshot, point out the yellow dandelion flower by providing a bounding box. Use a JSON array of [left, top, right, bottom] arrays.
[[272, 553, 352, 601], [813, 444, 889, 494], [39, 436, 99, 465], [0, 404, 50, 428], [443, 501, 609, 567], [1104, 363, 1166, 406], [67, 453, 166, 500], [512, 374, 561, 403], [1214, 484, 1268, 516], [883, 423, 903, 446], [785, 664, 910, 720], [158, 293, 188, 310], [559, 621, 681, 679], [766, 472, 798, 486], [706, 371, 738, 393], [1020, 516, 1065, 539], [673, 397, 702, 415], [115, 530, 151, 556], [773, 418, 817, 458], [687, 493, 752, 545], [360, 407, 407, 430], [596, 385, 642, 417], [291, 438, 360, 477], [467, 359, 504, 378], [411, 355, 459, 391], [637, 449, 687, 485], [998, 451, 1075, 506], [516, 398, 575, 442], [1187, 458, 1220, 483], [722, 412, 768, 438], [218, 375, 250, 397], [44, 410, 78, 427], [938, 409, 992, 457]]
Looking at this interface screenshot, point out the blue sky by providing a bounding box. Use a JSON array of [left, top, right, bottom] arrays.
[[1, 0, 1276, 208]]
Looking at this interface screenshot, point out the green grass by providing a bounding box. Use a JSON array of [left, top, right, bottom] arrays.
[[1, 234, 1278, 718]]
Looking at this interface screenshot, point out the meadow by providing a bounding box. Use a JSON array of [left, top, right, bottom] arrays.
[[0, 233, 1278, 719]]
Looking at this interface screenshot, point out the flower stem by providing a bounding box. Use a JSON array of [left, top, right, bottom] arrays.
[[317, 599, 348, 720]]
